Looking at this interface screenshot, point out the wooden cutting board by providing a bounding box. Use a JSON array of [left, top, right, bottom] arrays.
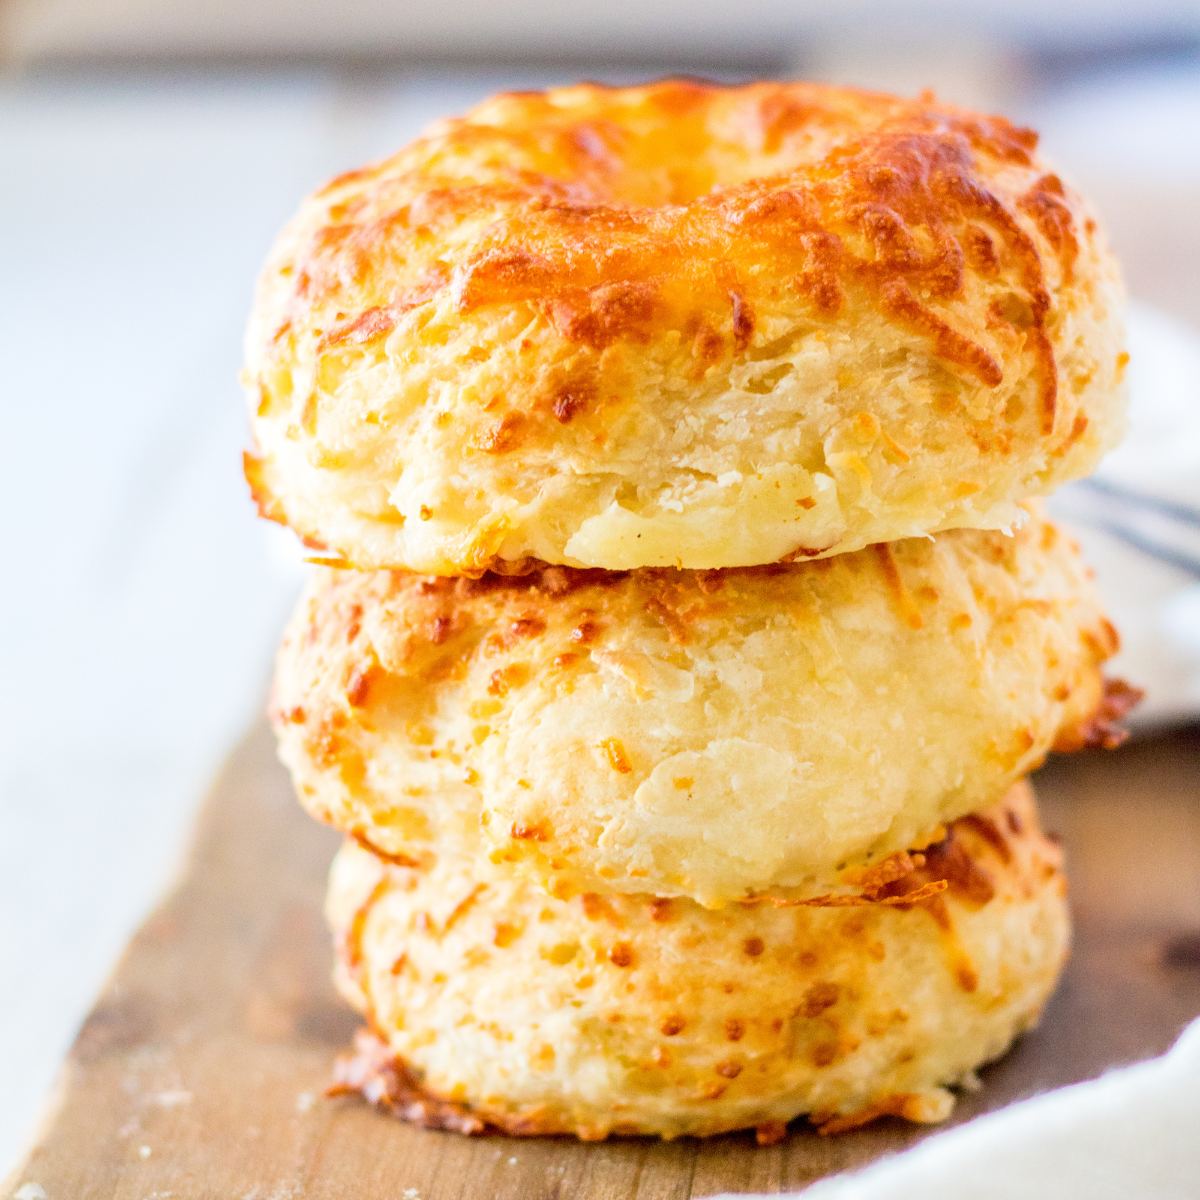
[[7, 721, 1200, 1199]]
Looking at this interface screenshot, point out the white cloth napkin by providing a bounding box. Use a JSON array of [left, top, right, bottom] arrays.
[[705, 1017, 1200, 1200], [1049, 300, 1200, 728]]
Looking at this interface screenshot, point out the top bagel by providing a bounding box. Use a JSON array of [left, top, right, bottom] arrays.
[[244, 80, 1127, 574]]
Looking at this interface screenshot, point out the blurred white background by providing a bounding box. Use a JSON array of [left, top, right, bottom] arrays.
[[2, 0, 1199, 1176]]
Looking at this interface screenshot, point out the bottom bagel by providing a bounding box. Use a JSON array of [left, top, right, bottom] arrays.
[[326, 781, 1067, 1142]]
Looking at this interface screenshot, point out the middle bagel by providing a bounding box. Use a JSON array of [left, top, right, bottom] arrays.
[[273, 507, 1114, 907]]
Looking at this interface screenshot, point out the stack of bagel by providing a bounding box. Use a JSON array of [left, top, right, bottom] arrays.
[[245, 80, 1137, 1142]]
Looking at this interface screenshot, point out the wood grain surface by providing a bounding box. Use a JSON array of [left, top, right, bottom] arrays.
[[7, 722, 1200, 1200]]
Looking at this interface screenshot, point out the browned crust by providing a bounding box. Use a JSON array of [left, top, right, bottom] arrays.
[[329, 1027, 489, 1136], [279, 522, 1097, 639], [811, 1093, 940, 1136], [754, 1120, 789, 1146], [328, 1027, 582, 1138], [744, 802, 1013, 912], [328, 1028, 946, 1143], [349, 832, 421, 869], [1053, 677, 1143, 752], [255, 80, 1104, 457], [243, 451, 286, 527], [742, 874, 950, 910], [275, 518, 1102, 679], [243, 450, 330, 554]]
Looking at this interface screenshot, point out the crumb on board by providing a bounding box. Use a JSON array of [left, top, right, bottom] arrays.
[[15, 1185, 46, 1200], [139, 1146, 152, 1159], [296, 1091, 316, 1114]]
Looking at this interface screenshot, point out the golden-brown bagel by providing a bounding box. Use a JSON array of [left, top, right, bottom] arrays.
[[244, 79, 1126, 574], [326, 782, 1068, 1141], [272, 509, 1117, 907]]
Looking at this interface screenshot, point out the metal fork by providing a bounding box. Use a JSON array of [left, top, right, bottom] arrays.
[[1060, 477, 1200, 577]]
